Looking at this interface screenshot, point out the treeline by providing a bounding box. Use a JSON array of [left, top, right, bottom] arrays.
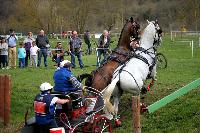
[[0, 0, 200, 34]]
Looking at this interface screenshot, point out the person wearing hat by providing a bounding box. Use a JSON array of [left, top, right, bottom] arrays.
[[53, 60, 82, 93], [23, 32, 35, 67], [34, 82, 69, 133], [53, 60, 97, 115]]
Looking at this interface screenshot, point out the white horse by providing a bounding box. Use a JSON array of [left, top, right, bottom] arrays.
[[102, 20, 162, 121]]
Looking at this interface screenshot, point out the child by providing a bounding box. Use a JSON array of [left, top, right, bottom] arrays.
[[18, 43, 26, 68], [0, 38, 9, 69], [30, 41, 39, 67]]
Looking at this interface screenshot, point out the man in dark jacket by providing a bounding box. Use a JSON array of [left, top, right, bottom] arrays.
[[97, 30, 111, 66], [36, 30, 49, 67], [84, 30, 91, 55]]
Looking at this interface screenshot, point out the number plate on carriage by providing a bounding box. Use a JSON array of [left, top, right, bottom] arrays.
[[34, 101, 46, 114]]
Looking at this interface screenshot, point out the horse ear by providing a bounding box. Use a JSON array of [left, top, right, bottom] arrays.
[[130, 17, 134, 23], [147, 20, 150, 24], [155, 20, 159, 24]]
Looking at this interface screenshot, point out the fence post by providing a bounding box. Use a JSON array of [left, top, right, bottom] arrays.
[[170, 31, 173, 41], [0, 75, 11, 125], [199, 37, 200, 47], [191, 40, 193, 58], [0, 76, 5, 123], [132, 96, 141, 133]]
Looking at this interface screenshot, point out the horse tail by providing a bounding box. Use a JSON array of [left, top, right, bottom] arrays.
[[103, 76, 119, 114]]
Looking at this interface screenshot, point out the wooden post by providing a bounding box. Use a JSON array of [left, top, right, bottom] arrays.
[[132, 96, 141, 133], [0, 76, 5, 123], [0, 75, 11, 125], [4, 75, 11, 125]]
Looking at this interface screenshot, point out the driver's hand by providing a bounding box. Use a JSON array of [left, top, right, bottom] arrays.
[[82, 86, 87, 95]]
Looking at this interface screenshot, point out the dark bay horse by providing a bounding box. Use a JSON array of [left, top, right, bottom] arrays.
[[79, 17, 140, 92]]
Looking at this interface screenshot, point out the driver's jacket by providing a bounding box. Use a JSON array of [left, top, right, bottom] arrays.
[[34, 92, 57, 124], [53, 67, 81, 93]]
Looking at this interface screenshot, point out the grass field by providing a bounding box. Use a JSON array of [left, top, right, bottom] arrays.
[[0, 35, 200, 133]]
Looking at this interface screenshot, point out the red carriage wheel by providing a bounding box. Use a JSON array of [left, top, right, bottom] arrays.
[[92, 116, 112, 133]]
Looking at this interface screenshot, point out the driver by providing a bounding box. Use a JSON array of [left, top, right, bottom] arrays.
[[53, 60, 82, 92], [53, 60, 96, 115], [34, 82, 69, 133]]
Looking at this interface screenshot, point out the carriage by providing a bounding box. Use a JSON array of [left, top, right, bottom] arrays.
[[21, 87, 113, 133]]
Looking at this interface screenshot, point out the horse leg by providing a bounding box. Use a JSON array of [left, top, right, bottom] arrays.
[[147, 65, 157, 91], [150, 65, 157, 81], [113, 87, 122, 127]]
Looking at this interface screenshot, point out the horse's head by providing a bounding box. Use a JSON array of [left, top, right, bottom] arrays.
[[142, 20, 162, 49], [128, 17, 140, 40], [152, 20, 162, 46]]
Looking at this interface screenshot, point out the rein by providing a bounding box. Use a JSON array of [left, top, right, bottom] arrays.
[[91, 48, 133, 87]]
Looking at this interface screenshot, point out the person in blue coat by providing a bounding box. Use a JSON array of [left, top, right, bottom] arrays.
[[53, 60, 82, 93], [34, 82, 69, 133], [53, 60, 96, 115]]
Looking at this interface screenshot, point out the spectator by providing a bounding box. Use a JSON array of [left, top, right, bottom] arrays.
[[84, 30, 91, 55], [36, 29, 49, 67], [18, 43, 26, 68], [0, 38, 8, 69], [52, 42, 64, 67], [34, 82, 69, 133], [97, 30, 111, 66], [68, 31, 84, 69], [7, 29, 18, 68], [23, 32, 35, 67], [30, 41, 39, 67]]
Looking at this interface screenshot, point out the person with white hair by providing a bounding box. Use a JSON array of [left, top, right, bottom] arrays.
[[36, 29, 49, 67], [97, 29, 111, 66], [68, 31, 84, 69], [34, 82, 69, 133]]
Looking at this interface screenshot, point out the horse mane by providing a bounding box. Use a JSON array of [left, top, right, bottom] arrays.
[[117, 20, 129, 47], [77, 73, 91, 82]]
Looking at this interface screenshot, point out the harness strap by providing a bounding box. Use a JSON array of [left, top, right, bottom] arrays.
[[134, 47, 157, 75], [112, 48, 130, 56], [130, 52, 150, 66], [136, 47, 154, 55], [122, 70, 140, 91]]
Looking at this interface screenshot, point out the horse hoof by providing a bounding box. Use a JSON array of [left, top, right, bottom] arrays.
[[115, 119, 122, 127], [140, 103, 148, 113]]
